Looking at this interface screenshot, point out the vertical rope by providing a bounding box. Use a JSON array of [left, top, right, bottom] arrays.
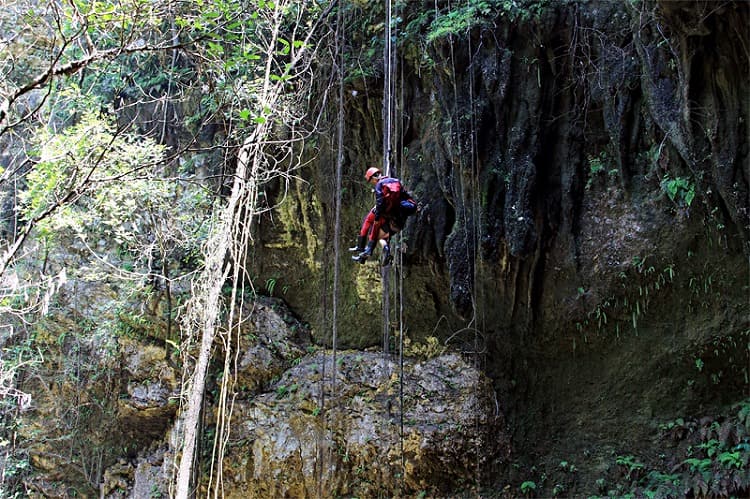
[[381, 0, 395, 357], [382, 272, 390, 354], [383, 0, 394, 178], [382, 0, 402, 491], [398, 245, 405, 490], [316, 258, 328, 495], [316, 4, 347, 495], [396, 13, 406, 490]]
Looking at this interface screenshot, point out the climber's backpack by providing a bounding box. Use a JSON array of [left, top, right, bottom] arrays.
[[379, 177, 403, 212]]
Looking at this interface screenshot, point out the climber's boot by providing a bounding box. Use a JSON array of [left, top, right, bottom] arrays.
[[352, 240, 377, 264], [348, 235, 367, 253], [382, 243, 393, 266]]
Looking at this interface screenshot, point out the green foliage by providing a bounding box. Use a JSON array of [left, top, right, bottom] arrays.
[[574, 257, 676, 339], [175, 0, 264, 75], [339, 1, 387, 82], [275, 382, 298, 399], [588, 153, 606, 176], [1, 0, 173, 99], [427, 0, 495, 42], [585, 151, 618, 189], [616, 454, 645, 479], [426, 0, 548, 42], [520, 480, 537, 495], [661, 175, 695, 207], [606, 402, 750, 497], [558, 460, 576, 473], [22, 104, 161, 218], [20, 99, 212, 277], [687, 330, 749, 392], [114, 303, 153, 340], [0, 439, 31, 497], [170, 0, 323, 131], [265, 277, 278, 296]]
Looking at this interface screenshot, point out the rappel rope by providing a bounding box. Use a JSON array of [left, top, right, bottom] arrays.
[[381, 0, 407, 491], [467, 29, 483, 488], [383, 0, 394, 181], [381, 0, 394, 358], [396, 33, 408, 483]]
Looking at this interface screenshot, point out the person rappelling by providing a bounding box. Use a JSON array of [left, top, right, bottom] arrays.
[[350, 167, 417, 265]]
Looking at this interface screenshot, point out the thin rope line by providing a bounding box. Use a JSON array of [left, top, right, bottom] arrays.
[[398, 249, 405, 491], [318, 3, 347, 495], [397, 31, 406, 493], [445, 0, 486, 488], [382, 269, 390, 355], [383, 0, 393, 178], [382, 0, 401, 490]]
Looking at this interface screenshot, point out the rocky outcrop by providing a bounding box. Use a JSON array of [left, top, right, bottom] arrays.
[[232, 297, 313, 395], [222, 350, 509, 497], [117, 337, 180, 448], [96, 301, 506, 498]]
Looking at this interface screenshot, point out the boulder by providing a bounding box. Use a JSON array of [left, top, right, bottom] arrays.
[[221, 350, 510, 497]]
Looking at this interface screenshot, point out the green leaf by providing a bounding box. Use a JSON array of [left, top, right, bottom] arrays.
[[667, 180, 679, 201], [520, 481, 536, 493], [277, 37, 290, 55], [685, 186, 695, 206], [208, 41, 224, 55]]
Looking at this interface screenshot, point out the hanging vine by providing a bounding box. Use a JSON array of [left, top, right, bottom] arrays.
[[172, 2, 336, 496]]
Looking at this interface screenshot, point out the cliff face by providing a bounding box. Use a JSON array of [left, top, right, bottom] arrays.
[[254, 0, 749, 494], [261, 0, 748, 338]]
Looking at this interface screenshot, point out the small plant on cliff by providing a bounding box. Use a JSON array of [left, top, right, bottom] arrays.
[[520, 480, 537, 496], [616, 454, 645, 479], [585, 152, 614, 189], [265, 277, 278, 296], [661, 175, 695, 207], [426, 0, 548, 42]]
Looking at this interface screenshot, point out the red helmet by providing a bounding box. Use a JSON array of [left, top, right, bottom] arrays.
[[365, 167, 381, 181]]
